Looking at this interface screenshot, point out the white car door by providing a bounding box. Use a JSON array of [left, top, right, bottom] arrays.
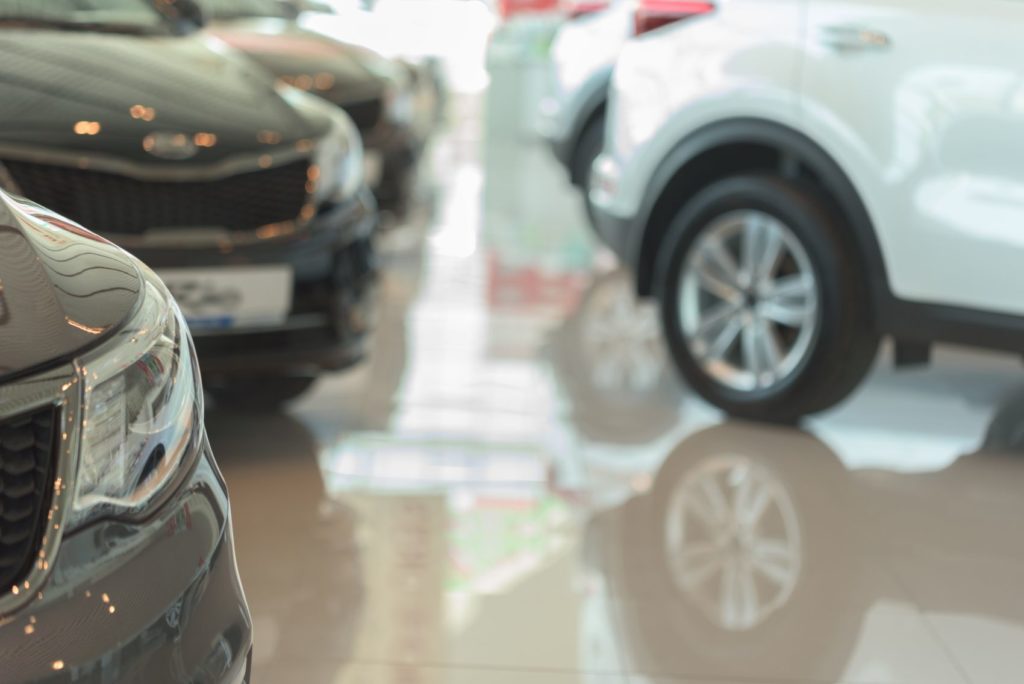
[[800, 0, 1024, 316]]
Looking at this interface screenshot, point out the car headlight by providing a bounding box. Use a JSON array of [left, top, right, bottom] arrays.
[[71, 267, 201, 529], [279, 83, 365, 205], [313, 109, 365, 205]]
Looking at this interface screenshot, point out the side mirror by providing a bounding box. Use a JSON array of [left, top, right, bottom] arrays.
[[166, 0, 208, 31], [275, 1, 302, 19]]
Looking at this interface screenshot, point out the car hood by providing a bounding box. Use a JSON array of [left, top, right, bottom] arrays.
[[0, 193, 141, 383], [209, 18, 399, 104], [0, 30, 331, 171]]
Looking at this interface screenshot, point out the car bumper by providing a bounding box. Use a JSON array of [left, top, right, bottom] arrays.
[[0, 442, 252, 684], [133, 189, 379, 377], [589, 154, 639, 265]]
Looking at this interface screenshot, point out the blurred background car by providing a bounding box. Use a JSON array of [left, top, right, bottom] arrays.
[[590, 0, 1024, 422], [0, 190, 251, 683], [535, 0, 632, 226], [298, 0, 496, 95], [0, 0, 377, 408], [204, 0, 435, 220], [285, 0, 449, 127]]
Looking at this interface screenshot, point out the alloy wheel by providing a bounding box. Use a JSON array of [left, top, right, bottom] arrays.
[[678, 210, 820, 393]]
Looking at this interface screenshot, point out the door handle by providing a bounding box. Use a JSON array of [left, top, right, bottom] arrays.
[[820, 25, 891, 53]]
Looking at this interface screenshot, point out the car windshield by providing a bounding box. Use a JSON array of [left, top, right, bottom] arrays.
[[206, 0, 295, 20], [0, 0, 169, 32]]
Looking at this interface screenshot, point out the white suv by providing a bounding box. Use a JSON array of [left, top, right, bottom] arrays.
[[537, 0, 633, 222], [590, 0, 1024, 421]]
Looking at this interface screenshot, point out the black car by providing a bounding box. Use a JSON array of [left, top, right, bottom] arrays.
[[0, 0, 376, 407], [0, 189, 252, 682], [205, 0, 429, 219]]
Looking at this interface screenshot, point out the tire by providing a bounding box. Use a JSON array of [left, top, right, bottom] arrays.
[[655, 175, 879, 422], [207, 376, 317, 411], [571, 112, 605, 230]]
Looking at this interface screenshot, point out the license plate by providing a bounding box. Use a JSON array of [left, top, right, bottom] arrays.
[[364, 150, 384, 189], [158, 265, 293, 331]]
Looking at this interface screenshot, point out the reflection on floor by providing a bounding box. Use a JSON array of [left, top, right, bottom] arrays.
[[213, 91, 1024, 684]]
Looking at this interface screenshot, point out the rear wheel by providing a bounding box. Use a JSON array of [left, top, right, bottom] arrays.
[[655, 175, 879, 422], [571, 112, 605, 230], [207, 376, 317, 411]]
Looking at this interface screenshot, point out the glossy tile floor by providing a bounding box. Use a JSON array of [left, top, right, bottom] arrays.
[[213, 88, 1024, 684]]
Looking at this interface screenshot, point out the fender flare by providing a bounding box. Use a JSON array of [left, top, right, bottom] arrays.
[[632, 117, 891, 310]]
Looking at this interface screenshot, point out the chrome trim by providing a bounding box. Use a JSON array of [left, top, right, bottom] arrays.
[[107, 219, 308, 250], [0, 143, 312, 184], [0, 365, 81, 620]]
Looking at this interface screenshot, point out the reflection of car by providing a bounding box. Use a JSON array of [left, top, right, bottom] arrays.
[[206, 409, 364, 669], [547, 269, 681, 444], [0, 190, 252, 682], [0, 0, 376, 407], [592, 0, 1024, 422], [537, 0, 631, 224], [288, 1, 448, 125], [205, 0, 432, 218], [578, 407, 1024, 681]]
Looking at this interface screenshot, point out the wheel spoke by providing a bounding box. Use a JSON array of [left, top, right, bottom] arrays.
[[751, 538, 796, 586], [760, 274, 815, 328], [720, 558, 758, 630], [695, 300, 739, 338], [734, 471, 773, 526], [741, 214, 765, 285], [703, 316, 743, 361], [692, 474, 731, 528], [698, 237, 743, 301], [757, 317, 783, 375], [678, 547, 727, 589], [741, 320, 767, 384], [764, 273, 814, 301], [696, 262, 742, 303], [756, 223, 785, 284], [759, 299, 813, 328]]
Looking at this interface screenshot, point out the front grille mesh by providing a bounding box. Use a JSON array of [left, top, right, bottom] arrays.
[[0, 406, 57, 592], [3, 159, 311, 235]]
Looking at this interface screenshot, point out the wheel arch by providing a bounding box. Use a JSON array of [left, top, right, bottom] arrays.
[[634, 118, 890, 315], [566, 74, 612, 186]]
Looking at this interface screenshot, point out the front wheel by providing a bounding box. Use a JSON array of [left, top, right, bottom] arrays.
[[656, 175, 879, 422]]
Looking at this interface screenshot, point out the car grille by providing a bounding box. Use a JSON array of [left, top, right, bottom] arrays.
[[0, 406, 57, 592], [2, 159, 311, 235], [340, 97, 383, 134]]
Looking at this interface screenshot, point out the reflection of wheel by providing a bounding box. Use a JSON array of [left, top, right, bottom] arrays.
[[550, 270, 680, 443], [580, 270, 666, 396], [604, 423, 860, 679], [571, 113, 605, 230], [663, 454, 802, 632], [206, 376, 316, 410], [206, 409, 365, 661], [656, 176, 879, 422]]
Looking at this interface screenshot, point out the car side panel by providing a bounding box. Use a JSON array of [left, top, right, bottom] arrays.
[[801, 0, 1024, 316], [603, 0, 805, 221]]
